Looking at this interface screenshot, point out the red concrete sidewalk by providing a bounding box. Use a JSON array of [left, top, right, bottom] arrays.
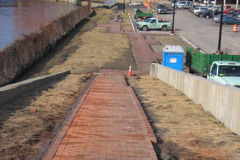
[[129, 33, 162, 75], [47, 70, 157, 160]]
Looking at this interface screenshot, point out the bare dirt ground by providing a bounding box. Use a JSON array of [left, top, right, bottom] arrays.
[[0, 8, 136, 160], [147, 35, 192, 53], [129, 76, 240, 160]]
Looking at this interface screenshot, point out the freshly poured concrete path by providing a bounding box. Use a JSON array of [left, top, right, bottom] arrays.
[[50, 70, 157, 160]]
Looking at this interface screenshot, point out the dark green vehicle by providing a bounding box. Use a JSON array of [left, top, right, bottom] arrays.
[[185, 47, 240, 77], [135, 9, 153, 19]]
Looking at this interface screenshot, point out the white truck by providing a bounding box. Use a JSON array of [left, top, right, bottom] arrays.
[[136, 18, 172, 31], [207, 61, 240, 87]]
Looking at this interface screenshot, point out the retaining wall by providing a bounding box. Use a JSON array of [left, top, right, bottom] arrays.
[[0, 70, 70, 105], [150, 63, 240, 135], [0, 4, 91, 87]]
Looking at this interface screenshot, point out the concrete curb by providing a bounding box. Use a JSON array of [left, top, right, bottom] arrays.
[[0, 70, 70, 105], [128, 34, 139, 71], [128, 12, 136, 32], [179, 34, 206, 54]]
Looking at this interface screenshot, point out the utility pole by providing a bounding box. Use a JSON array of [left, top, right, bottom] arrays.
[[218, 0, 224, 51], [123, 0, 125, 13], [171, 0, 176, 34]]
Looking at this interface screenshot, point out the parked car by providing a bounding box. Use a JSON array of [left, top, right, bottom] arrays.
[[213, 14, 228, 22], [235, 13, 240, 19], [201, 10, 213, 18], [175, 1, 192, 9], [171, 0, 186, 7], [213, 14, 233, 23], [203, 0, 216, 5], [224, 8, 235, 13], [193, 7, 208, 14], [212, 10, 221, 17], [171, 0, 185, 6], [209, 5, 222, 12], [229, 10, 240, 15], [201, 10, 220, 18], [189, 5, 199, 13], [157, 5, 168, 14], [195, 10, 207, 17], [222, 16, 240, 24], [129, 2, 141, 5]]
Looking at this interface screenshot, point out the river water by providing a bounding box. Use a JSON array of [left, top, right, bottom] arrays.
[[0, 0, 78, 51]]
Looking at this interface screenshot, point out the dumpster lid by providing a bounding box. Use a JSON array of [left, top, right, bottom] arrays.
[[163, 45, 184, 53]]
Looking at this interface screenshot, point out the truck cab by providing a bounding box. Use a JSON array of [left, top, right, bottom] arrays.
[[136, 18, 172, 31], [207, 61, 240, 87]]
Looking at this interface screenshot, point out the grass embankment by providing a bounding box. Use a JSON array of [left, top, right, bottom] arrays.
[[0, 8, 136, 159], [129, 76, 240, 160], [20, 8, 136, 80], [0, 74, 91, 160]]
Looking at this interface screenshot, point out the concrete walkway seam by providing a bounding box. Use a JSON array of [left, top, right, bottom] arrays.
[[41, 74, 98, 160], [0, 70, 70, 105]]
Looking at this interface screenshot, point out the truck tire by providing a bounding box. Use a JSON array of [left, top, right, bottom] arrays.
[[161, 25, 167, 31], [142, 26, 148, 31]]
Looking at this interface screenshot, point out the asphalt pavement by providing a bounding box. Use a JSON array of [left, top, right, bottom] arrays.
[[157, 9, 240, 54], [129, 3, 240, 54]]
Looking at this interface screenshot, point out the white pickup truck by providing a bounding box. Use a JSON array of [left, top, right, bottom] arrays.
[[207, 61, 240, 87], [136, 18, 172, 31]]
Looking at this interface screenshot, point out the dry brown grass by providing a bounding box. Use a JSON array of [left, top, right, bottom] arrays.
[[48, 21, 136, 74], [129, 76, 240, 160], [0, 8, 137, 159], [0, 73, 91, 160], [119, 12, 134, 32], [19, 8, 136, 80], [95, 9, 113, 24]]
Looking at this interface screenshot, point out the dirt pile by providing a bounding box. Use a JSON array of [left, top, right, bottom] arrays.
[[129, 76, 240, 160]]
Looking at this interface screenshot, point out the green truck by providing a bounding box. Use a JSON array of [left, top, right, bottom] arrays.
[[136, 18, 172, 31], [186, 47, 240, 87], [135, 9, 153, 19]]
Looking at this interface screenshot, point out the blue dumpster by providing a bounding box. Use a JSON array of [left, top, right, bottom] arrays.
[[162, 45, 184, 71]]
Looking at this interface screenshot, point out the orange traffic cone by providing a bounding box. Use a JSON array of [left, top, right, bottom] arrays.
[[233, 24, 238, 32], [128, 65, 132, 76]]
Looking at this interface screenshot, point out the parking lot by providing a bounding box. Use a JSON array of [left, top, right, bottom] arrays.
[[131, 4, 240, 54], [158, 9, 240, 54]]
